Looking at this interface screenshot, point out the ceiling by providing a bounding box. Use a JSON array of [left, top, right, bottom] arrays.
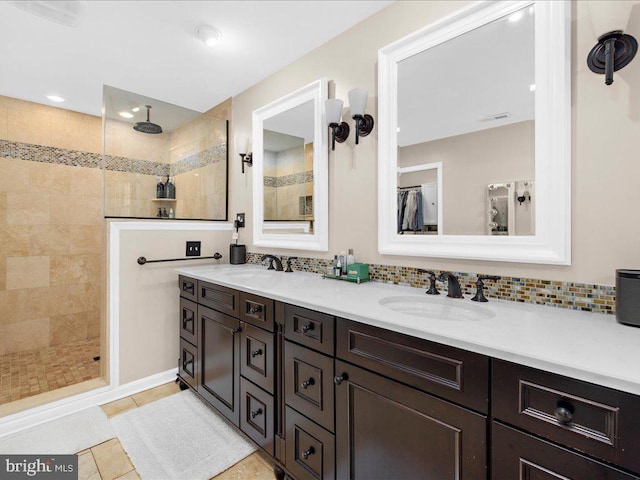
[[0, 1, 392, 117]]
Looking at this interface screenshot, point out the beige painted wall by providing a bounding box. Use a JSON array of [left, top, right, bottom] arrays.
[[230, 0, 640, 286], [116, 227, 233, 384], [398, 121, 534, 235]]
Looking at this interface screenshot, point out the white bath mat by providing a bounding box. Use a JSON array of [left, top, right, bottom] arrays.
[[0, 407, 115, 454], [111, 390, 256, 480]]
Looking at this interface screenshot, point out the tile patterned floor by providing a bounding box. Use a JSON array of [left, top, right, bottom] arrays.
[[88, 382, 275, 480], [0, 338, 100, 405]]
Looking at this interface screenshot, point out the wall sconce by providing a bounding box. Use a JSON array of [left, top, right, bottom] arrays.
[[348, 88, 375, 144], [235, 137, 253, 173], [587, 30, 637, 85], [325, 99, 350, 151]]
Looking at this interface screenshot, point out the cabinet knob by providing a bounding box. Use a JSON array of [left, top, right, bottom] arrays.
[[251, 349, 263, 358], [231, 327, 242, 334], [554, 401, 575, 424], [301, 377, 315, 389], [250, 408, 263, 419], [302, 446, 315, 460], [249, 306, 262, 315], [302, 323, 314, 333], [334, 373, 348, 385]]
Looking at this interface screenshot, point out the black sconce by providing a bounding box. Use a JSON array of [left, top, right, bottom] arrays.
[[587, 30, 637, 85], [325, 98, 350, 151], [235, 137, 253, 173], [239, 152, 252, 174], [348, 88, 375, 145]]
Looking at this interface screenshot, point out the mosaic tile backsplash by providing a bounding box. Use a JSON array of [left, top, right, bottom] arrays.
[[246, 252, 616, 315], [0, 139, 225, 176], [264, 171, 314, 187]]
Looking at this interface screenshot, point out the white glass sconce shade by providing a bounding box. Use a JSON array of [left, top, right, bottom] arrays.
[[325, 99, 344, 125], [348, 88, 368, 116]]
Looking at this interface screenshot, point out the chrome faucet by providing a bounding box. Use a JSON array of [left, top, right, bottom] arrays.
[[261, 254, 283, 271], [438, 271, 463, 298]]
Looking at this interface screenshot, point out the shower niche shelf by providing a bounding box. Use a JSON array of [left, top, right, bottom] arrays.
[[152, 198, 177, 202]]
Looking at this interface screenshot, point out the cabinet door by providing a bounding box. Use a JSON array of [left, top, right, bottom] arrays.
[[335, 360, 486, 480], [492, 422, 640, 480], [197, 305, 241, 427]]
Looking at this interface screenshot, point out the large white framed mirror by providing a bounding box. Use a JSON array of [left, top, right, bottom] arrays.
[[378, 1, 571, 264], [253, 79, 328, 251]]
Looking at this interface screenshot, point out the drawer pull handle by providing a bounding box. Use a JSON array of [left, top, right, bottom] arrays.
[[334, 373, 348, 385], [249, 306, 262, 315], [250, 408, 263, 419], [183, 358, 193, 371], [251, 349, 263, 358], [554, 401, 575, 425], [302, 447, 315, 460], [302, 323, 314, 333], [231, 327, 242, 335], [301, 377, 315, 389], [182, 282, 194, 294]]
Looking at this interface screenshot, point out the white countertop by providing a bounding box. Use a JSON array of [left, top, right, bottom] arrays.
[[176, 264, 640, 396]]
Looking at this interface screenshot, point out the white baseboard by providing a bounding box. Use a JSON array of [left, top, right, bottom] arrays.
[[0, 368, 178, 438]]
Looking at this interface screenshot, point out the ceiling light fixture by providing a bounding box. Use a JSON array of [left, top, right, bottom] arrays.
[[119, 111, 134, 119], [508, 11, 523, 23], [46, 94, 65, 102], [195, 25, 222, 47], [132, 107, 140, 112], [529, 84, 536, 92]]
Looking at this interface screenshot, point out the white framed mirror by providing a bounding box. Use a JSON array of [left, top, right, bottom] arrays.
[[378, 1, 571, 264], [253, 79, 328, 251]]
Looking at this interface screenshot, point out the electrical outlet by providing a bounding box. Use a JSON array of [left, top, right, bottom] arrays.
[[236, 213, 245, 228], [186, 241, 201, 257]]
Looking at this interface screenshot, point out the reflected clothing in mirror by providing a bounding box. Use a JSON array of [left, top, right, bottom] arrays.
[[398, 188, 424, 233]]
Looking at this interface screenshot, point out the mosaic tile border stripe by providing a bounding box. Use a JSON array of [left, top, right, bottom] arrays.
[[264, 171, 314, 188], [246, 252, 616, 315], [0, 139, 226, 176]]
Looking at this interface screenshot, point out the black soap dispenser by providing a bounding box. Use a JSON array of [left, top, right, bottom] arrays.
[[156, 178, 165, 198], [165, 175, 175, 199]]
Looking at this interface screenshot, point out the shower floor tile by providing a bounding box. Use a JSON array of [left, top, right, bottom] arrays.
[[0, 338, 100, 405]]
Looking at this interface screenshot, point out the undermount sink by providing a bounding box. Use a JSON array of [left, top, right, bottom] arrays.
[[379, 296, 495, 321], [225, 269, 274, 279]]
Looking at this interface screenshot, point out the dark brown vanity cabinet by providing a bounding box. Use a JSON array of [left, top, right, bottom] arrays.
[[178, 276, 640, 480]]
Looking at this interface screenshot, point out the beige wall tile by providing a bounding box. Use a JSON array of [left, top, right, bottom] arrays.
[[91, 438, 134, 480], [70, 225, 103, 254], [6, 192, 50, 225], [27, 286, 67, 319], [50, 254, 88, 286], [6, 255, 50, 290], [50, 194, 87, 225], [0, 289, 29, 324], [0, 157, 30, 193], [0, 192, 5, 224], [29, 162, 70, 194], [5, 317, 49, 353], [69, 167, 102, 197], [0, 254, 5, 291], [87, 308, 101, 339], [0, 226, 30, 255], [29, 225, 71, 255], [7, 110, 51, 146], [0, 324, 5, 356], [49, 312, 88, 345], [115, 470, 141, 480], [50, 116, 91, 152], [0, 106, 8, 140]]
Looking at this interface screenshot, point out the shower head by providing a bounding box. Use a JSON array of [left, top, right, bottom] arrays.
[[133, 105, 163, 134]]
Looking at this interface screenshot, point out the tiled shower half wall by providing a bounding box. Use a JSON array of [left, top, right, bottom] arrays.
[[0, 95, 103, 405], [103, 87, 229, 220]]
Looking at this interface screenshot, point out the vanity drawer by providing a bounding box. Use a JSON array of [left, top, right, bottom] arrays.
[[285, 406, 335, 480], [240, 322, 275, 394], [179, 275, 197, 302], [198, 281, 239, 317], [285, 305, 335, 356], [179, 338, 198, 390], [285, 341, 334, 433], [179, 298, 198, 346], [492, 359, 640, 473], [492, 422, 640, 480], [240, 377, 274, 457], [240, 292, 275, 332], [337, 319, 489, 413]]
